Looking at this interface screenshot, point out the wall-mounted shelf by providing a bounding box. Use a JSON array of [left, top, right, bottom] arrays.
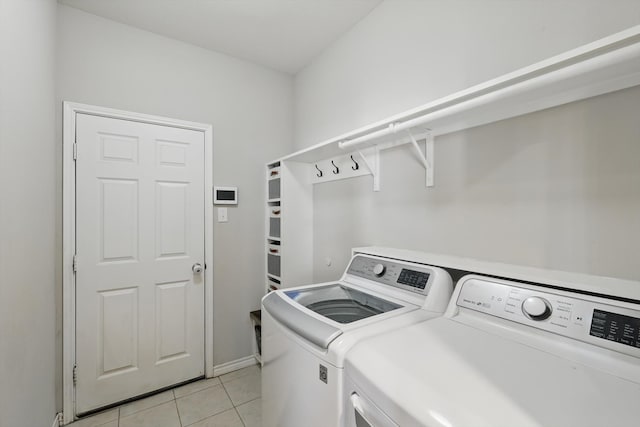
[[280, 25, 640, 190], [308, 130, 434, 191], [264, 25, 640, 290]]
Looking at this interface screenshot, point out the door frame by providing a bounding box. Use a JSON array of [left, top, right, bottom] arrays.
[[62, 102, 214, 424]]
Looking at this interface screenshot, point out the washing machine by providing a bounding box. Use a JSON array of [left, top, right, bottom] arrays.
[[261, 250, 454, 427], [343, 273, 640, 427]]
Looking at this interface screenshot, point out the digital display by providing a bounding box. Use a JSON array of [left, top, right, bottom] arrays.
[[590, 309, 640, 349], [214, 186, 238, 205], [216, 190, 235, 201], [397, 269, 430, 290]]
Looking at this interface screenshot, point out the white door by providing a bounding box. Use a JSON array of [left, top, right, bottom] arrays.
[[75, 113, 205, 414]]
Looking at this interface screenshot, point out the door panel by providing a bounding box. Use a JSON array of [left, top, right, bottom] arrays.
[[156, 182, 188, 258], [157, 140, 188, 167], [100, 133, 138, 163], [99, 287, 138, 376], [100, 178, 138, 261], [155, 281, 189, 362], [75, 114, 205, 414]]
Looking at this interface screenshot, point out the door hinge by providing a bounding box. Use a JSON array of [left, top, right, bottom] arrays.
[[73, 364, 77, 386], [73, 143, 78, 160], [72, 254, 77, 273]]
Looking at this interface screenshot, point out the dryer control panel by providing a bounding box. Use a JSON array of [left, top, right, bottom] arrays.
[[346, 255, 434, 295], [457, 276, 640, 358]]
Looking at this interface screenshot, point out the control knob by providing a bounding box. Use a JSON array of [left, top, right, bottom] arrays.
[[372, 263, 386, 277], [522, 296, 552, 320]]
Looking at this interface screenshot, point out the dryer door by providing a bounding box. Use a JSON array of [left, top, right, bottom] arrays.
[[347, 392, 399, 427]]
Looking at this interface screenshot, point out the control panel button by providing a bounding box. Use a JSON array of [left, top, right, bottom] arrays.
[[372, 263, 386, 277], [522, 297, 552, 320]]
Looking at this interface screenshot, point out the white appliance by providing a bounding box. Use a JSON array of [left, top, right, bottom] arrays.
[[344, 274, 640, 427], [261, 250, 454, 427]]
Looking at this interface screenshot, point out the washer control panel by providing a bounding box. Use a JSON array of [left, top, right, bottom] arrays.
[[457, 277, 640, 357], [346, 255, 434, 295]]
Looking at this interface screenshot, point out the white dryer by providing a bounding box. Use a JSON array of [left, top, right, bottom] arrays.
[[261, 250, 454, 427], [344, 274, 640, 427]]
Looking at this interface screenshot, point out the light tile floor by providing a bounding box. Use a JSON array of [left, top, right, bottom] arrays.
[[69, 365, 262, 427]]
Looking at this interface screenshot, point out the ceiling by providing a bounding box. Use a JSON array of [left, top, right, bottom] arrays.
[[58, 0, 383, 74]]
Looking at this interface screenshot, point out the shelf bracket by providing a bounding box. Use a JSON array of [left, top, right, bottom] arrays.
[[357, 148, 380, 191], [407, 129, 434, 187]]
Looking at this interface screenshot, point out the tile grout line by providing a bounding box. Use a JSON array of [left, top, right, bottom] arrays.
[[179, 381, 237, 427], [235, 396, 261, 427], [174, 380, 226, 426], [174, 378, 222, 400], [237, 396, 260, 406], [220, 380, 247, 427], [230, 366, 262, 427], [233, 406, 246, 427], [218, 365, 258, 386], [172, 389, 185, 427], [116, 391, 176, 422], [175, 402, 184, 427]]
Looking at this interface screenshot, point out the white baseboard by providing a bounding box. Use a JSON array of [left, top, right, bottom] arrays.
[[52, 412, 61, 427], [212, 355, 257, 377]]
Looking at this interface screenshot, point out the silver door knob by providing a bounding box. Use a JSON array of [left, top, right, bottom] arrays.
[[192, 263, 203, 274]]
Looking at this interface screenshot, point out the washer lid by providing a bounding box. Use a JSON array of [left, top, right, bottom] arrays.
[[345, 317, 640, 427], [263, 291, 343, 349]]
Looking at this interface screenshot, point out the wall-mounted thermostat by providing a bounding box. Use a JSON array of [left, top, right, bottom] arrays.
[[213, 186, 238, 205]]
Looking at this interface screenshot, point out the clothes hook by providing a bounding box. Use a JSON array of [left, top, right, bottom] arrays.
[[315, 164, 323, 178], [350, 155, 359, 170], [331, 160, 339, 174]]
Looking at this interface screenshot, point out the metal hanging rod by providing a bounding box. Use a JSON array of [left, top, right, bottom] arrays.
[[336, 27, 640, 152]]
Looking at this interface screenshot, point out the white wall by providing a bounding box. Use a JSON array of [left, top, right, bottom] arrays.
[[0, 0, 58, 425], [56, 4, 293, 381], [313, 87, 640, 281], [294, 0, 640, 282]]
